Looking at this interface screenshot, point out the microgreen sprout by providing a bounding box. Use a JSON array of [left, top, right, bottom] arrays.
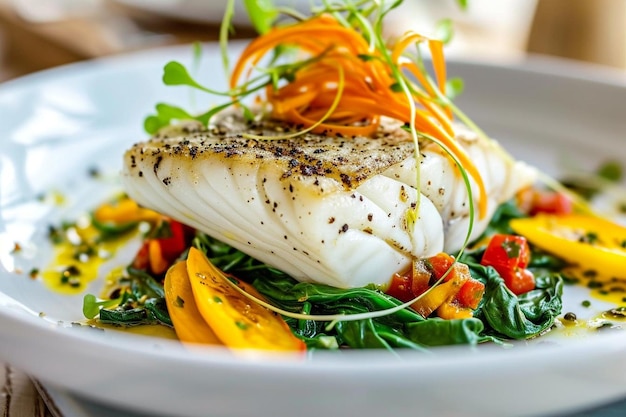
[[243, 0, 279, 34], [83, 293, 122, 319], [435, 18, 455, 44]]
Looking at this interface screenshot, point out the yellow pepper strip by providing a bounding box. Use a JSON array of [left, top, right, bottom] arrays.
[[94, 197, 161, 224], [510, 214, 626, 278], [411, 280, 457, 317], [436, 302, 473, 320], [148, 240, 169, 275], [186, 247, 306, 352], [164, 261, 222, 345], [434, 262, 473, 320]]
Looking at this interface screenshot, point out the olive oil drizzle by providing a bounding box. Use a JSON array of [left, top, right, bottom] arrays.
[[43, 217, 140, 295]]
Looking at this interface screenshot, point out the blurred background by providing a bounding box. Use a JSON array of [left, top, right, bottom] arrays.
[[0, 0, 625, 83]]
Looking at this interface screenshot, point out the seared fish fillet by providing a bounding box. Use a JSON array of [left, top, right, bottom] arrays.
[[122, 111, 536, 288]]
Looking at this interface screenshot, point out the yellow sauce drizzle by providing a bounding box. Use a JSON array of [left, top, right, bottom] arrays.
[[564, 266, 626, 305], [91, 321, 179, 340], [42, 222, 138, 294]]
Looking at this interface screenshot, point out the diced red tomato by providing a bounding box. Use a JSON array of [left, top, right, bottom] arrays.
[[481, 234, 530, 271], [426, 253, 455, 281], [454, 279, 485, 310], [133, 219, 192, 275], [518, 188, 573, 216], [411, 260, 431, 295], [505, 268, 536, 296], [481, 234, 535, 295], [387, 255, 461, 303], [385, 253, 485, 319], [132, 240, 150, 270], [386, 269, 414, 302], [156, 220, 188, 261], [530, 191, 573, 216]]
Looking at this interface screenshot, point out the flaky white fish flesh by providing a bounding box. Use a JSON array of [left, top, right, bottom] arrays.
[[122, 112, 536, 288]]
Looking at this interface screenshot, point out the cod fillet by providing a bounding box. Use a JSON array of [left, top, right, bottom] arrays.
[[122, 111, 536, 288]]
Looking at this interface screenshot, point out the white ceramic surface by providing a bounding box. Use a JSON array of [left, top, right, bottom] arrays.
[[2, 44, 626, 417]]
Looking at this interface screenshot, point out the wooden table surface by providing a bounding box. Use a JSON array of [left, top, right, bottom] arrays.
[[1, 366, 54, 417]]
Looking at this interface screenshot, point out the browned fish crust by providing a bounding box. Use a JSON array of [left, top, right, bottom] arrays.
[[125, 110, 420, 190]]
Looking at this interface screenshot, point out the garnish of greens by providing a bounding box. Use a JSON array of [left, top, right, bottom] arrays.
[[80, 0, 626, 353], [81, 206, 563, 349]]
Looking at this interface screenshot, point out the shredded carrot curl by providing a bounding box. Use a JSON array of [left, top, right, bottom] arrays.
[[230, 14, 488, 218]]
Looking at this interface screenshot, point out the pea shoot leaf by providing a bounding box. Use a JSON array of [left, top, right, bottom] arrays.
[[162, 61, 222, 95], [144, 103, 193, 135], [243, 0, 278, 34], [435, 18, 454, 44], [456, 0, 469, 10], [445, 77, 464, 100], [597, 160, 623, 182], [82, 294, 121, 319]]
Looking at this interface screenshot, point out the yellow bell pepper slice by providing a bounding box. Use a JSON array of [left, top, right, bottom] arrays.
[[411, 279, 458, 318], [510, 214, 626, 278], [94, 197, 161, 224], [436, 301, 473, 320], [164, 261, 222, 345], [186, 247, 305, 352]]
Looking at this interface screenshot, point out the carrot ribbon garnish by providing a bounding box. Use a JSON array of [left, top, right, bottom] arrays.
[[230, 14, 487, 218]]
